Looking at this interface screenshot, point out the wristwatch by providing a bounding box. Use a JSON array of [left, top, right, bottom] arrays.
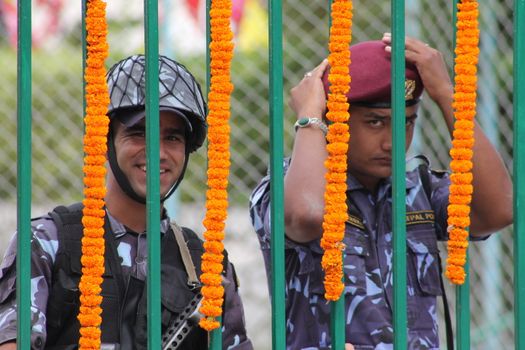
[[294, 117, 328, 136]]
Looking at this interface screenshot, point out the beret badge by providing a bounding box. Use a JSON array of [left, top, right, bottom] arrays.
[[405, 79, 416, 100]]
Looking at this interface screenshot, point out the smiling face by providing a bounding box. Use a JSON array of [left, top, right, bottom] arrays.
[[112, 111, 187, 199], [347, 104, 419, 191]]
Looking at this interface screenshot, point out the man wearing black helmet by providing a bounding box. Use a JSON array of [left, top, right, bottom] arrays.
[[0, 55, 253, 349]]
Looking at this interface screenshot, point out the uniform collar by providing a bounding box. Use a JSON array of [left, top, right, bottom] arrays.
[[106, 209, 171, 238], [346, 171, 419, 195]]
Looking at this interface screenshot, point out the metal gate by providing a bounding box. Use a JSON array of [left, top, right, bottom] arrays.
[[12, 0, 523, 349]]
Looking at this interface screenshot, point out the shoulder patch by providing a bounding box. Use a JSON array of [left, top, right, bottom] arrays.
[[406, 210, 435, 225], [346, 214, 365, 230]]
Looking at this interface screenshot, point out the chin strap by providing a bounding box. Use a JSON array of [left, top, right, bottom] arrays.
[[107, 133, 189, 204]]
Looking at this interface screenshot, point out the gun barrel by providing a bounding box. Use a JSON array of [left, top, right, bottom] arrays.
[[162, 293, 203, 350]]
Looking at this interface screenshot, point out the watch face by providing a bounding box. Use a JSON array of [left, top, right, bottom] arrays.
[[298, 118, 310, 127]]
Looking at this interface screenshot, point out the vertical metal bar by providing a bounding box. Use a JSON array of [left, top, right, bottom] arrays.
[[16, 0, 32, 347], [144, 0, 162, 348], [391, 0, 407, 349], [451, 1, 471, 348], [330, 296, 345, 349], [206, 0, 211, 90], [268, 0, 286, 348], [209, 319, 222, 349], [326, 1, 345, 349], [513, 0, 525, 348], [82, 0, 87, 117], [456, 261, 470, 350]]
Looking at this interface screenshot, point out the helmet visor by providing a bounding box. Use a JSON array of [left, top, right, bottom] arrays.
[[115, 107, 193, 133]]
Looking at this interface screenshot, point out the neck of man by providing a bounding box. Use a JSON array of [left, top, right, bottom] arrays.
[[348, 170, 382, 195], [105, 175, 163, 233]]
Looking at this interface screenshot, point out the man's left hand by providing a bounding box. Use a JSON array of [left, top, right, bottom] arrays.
[[382, 33, 454, 107]]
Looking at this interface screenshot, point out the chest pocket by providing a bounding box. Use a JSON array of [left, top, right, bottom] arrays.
[[306, 226, 369, 297], [342, 227, 369, 295], [406, 230, 442, 296]]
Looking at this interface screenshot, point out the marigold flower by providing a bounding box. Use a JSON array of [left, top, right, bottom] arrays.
[[78, 1, 109, 348], [446, 0, 479, 285], [321, 0, 353, 303], [199, 0, 234, 331]]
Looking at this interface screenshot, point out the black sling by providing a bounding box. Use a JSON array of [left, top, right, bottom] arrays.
[[417, 160, 455, 350]]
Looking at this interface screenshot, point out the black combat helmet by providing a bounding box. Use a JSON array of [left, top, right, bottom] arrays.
[[106, 54, 208, 203], [106, 54, 207, 152]]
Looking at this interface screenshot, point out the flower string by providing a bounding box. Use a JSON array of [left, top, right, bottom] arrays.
[[321, 0, 353, 301], [446, 0, 479, 285], [199, 0, 234, 331], [78, 0, 109, 348]]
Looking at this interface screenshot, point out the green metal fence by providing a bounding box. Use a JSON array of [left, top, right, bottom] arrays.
[[16, 0, 32, 348], [513, 2, 525, 350], [13, 0, 523, 349]]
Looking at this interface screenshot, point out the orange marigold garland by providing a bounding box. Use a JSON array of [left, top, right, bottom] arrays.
[[78, 0, 109, 348], [446, 0, 479, 285], [199, 0, 234, 331], [321, 0, 353, 301]]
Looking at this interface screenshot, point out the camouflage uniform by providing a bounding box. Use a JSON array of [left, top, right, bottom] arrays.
[[0, 209, 252, 349], [250, 157, 482, 350]]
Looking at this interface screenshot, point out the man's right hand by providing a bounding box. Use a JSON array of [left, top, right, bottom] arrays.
[[345, 343, 355, 350], [284, 59, 332, 243], [289, 58, 330, 119]]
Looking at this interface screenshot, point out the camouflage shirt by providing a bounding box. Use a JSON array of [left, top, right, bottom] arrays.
[[0, 209, 252, 349], [250, 157, 460, 350]]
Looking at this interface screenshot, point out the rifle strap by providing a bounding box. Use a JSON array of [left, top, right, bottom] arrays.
[[170, 221, 200, 288]]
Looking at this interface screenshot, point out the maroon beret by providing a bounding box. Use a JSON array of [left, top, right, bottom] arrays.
[[322, 40, 424, 108]]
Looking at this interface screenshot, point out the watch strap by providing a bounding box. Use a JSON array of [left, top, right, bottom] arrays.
[[294, 117, 328, 136]]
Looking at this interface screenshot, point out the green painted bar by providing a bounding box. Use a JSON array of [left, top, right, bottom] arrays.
[[391, 1, 407, 349], [16, 0, 32, 347], [513, 0, 525, 348], [330, 294, 346, 349], [82, 0, 87, 118], [206, 0, 211, 90], [209, 315, 222, 350], [144, 0, 162, 348], [268, 0, 286, 349], [451, 1, 471, 348], [456, 258, 470, 350]]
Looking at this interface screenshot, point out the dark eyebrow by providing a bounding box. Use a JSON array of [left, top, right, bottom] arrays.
[[363, 112, 388, 120], [123, 124, 145, 133], [361, 112, 418, 121], [124, 124, 185, 135], [165, 127, 186, 135]]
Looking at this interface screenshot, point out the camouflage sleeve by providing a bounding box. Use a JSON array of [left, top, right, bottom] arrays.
[[249, 171, 272, 250], [429, 170, 451, 241], [429, 170, 490, 242], [0, 217, 59, 348], [249, 158, 291, 250], [249, 158, 321, 285], [221, 260, 254, 349]]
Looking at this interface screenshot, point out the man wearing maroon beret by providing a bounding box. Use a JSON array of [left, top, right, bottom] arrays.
[[250, 34, 512, 349]]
